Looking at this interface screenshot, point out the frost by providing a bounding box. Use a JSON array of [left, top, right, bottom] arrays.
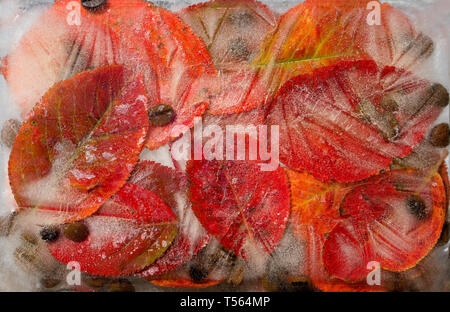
[[102, 152, 116, 161], [69, 169, 96, 181], [0, 0, 449, 292]]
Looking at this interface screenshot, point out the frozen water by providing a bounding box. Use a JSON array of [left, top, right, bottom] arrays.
[[0, 0, 448, 292]]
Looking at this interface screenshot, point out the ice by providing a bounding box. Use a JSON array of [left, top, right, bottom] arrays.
[[0, 0, 448, 292], [140, 144, 175, 169]]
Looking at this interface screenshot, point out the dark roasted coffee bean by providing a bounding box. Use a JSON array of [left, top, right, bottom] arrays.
[[63, 221, 89, 243], [108, 279, 135, 292], [40, 227, 59, 242], [81, 0, 106, 10], [189, 264, 207, 283], [406, 195, 428, 220], [427, 83, 449, 107], [228, 38, 250, 61], [1, 119, 21, 147], [148, 104, 175, 126], [429, 123, 449, 147]]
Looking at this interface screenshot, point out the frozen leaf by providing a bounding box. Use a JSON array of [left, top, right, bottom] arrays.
[[253, 0, 430, 102], [8, 66, 149, 224], [128, 161, 209, 277], [323, 169, 446, 282], [187, 158, 290, 259], [47, 183, 177, 277], [146, 240, 233, 288], [288, 168, 444, 291], [266, 60, 444, 182], [179, 0, 278, 114], [86, 0, 216, 149], [287, 169, 378, 291], [287, 170, 345, 239], [2, 2, 122, 116], [302, 226, 387, 292], [392, 125, 449, 171], [202, 105, 265, 129]]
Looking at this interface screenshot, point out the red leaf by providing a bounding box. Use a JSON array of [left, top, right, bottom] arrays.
[[266, 60, 444, 182], [323, 169, 446, 282], [288, 168, 446, 290], [8, 66, 149, 224], [85, 0, 216, 149], [47, 183, 178, 277], [303, 226, 387, 292], [303, 0, 432, 70], [128, 161, 209, 276], [253, 0, 429, 103], [2, 2, 122, 117], [187, 158, 290, 259], [5, 0, 215, 149], [179, 0, 278, 114]]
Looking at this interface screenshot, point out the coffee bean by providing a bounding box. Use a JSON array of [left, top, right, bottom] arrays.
[[189, 264, 208, 283], [40, 227, 59, 242], [406, 195, 428, 220], [427, 83, 449, 107], [63, 221, 89, 243], [1, 119, 21, 147], [108, 279, 135, 292], [148, 104, 175, 127], [429, 123, 449, 147], [81, 0, 106, 10]]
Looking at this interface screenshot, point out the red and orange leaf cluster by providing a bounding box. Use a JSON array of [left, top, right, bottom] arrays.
[[2, 0, 448, 291], [9, 65, 149, 224]]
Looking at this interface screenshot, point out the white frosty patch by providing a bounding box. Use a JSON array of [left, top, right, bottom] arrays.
[[139, 144, 175, 169]]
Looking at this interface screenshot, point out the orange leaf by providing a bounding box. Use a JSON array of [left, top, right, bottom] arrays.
[[288, 168, 446, 290], [2, 2, 122, 117], [8, 66, 149, 224], [323, 169, 446, 281], [179, 0, 278, 114], [253, 0, 429, 101], [47, 183, 178, 277]]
